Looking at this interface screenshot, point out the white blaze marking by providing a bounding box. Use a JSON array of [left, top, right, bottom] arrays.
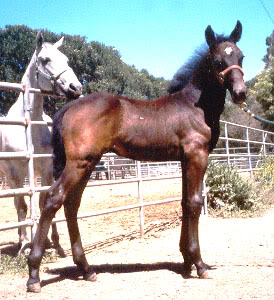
[[224, 47, 233, 55]]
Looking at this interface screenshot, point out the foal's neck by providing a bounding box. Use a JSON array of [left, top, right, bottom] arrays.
[[189, 63, 227, 124]]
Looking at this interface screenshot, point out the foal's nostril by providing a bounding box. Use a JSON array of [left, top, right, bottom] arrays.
[[233, 88, 248, 103]]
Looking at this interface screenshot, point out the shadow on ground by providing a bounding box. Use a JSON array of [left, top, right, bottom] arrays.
[[42, 261, 216, 288]]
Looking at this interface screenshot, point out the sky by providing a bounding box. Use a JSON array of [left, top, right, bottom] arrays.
[[0, 0, 273, 81]]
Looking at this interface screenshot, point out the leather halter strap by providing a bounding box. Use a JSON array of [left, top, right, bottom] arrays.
[[35, 57, 69, 94], [217, 65, 244, 85]]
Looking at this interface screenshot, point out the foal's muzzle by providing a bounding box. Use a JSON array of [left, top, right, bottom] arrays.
[[217, 65, 248, 104], [231, 85, 248, 104]]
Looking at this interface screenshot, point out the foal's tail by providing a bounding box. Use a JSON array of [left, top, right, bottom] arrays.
[[52, 105, 71, 180]]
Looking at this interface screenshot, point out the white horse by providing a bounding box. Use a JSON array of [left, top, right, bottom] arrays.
[[0, 32, 82, 254]]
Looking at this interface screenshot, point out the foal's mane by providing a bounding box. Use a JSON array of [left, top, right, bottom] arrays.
[[167, 34, 230, 94]]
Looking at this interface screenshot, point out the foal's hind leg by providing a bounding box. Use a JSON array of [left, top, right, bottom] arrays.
[[40, 170, 65, 257], [27, 178, 65, 293], [27, 158, 98, 292], [180, 146, 209, 279]]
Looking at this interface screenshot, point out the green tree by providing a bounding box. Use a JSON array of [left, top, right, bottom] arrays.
[[263, 30, 274, 68], [0, 25, 37, 114], [0, 25, 167, 116]]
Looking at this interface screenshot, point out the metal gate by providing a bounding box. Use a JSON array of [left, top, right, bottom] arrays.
[[0, 81, 273, 241]]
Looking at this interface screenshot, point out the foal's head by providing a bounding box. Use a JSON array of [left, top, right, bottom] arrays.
[[35, 32, 82, 99], [205, 21, 247, 104]]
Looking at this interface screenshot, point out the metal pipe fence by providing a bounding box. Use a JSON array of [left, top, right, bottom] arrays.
[[0, 82, 56, 236], [211, 120, 274, 176], [0, 81, 274, 240]]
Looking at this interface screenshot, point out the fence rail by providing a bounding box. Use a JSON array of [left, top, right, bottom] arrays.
[[0, 81, 273, 240]]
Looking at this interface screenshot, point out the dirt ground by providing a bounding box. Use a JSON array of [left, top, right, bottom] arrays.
[[0, 179, 273, 299]]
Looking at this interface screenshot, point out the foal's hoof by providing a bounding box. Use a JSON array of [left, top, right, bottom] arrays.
[[83, 272, 97, 282], [56, 247, 66, 258], [181, 263, 194, 278], [27, 282, 41, 293], [198, 270, 209, 279]]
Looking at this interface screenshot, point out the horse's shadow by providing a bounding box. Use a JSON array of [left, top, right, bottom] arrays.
[[0, 242, 216, 289], [0, 242, 20, 257], [42, 262, 216, 288], [0, 241, 57, 256]]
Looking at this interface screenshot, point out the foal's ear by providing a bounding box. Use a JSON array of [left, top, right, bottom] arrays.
[[205, 25, 216, 48], [229, 20, 242, 43], [36, 31, 44, 51], [54, 36, 64, 49]]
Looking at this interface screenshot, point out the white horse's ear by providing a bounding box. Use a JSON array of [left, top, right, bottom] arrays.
[[54, 36, 64, 49], [36, 31, 44, 51]]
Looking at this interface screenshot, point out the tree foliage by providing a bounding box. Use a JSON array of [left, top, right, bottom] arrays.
[[0, 25, 167, 116], [0, 25, 37, 113], [263, 30, 274, 68], [250, 57, 274, 132], [249, 30, 274, 132]]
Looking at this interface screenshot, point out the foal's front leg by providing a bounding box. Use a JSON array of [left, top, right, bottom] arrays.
[[64, 193, 97, 282], [62, 158, 99, 281], [180, 150, 209, 278]]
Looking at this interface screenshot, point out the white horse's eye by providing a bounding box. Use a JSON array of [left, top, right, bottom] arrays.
[[42, 58, 50, 66]]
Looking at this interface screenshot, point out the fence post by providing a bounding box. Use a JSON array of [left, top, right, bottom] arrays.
[[224, 122, 230, 165], [137, 161, 144, 237], [23, 88, 38, 241], [263, 132, 267, 156], [246, 127, 253, 179], [202, 176, 208, 215]]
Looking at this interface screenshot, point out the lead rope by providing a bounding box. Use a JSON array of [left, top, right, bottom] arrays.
[[240, 102, 274, 126]]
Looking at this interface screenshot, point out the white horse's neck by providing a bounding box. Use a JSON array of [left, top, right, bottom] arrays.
[[9, 51, 44, 120]]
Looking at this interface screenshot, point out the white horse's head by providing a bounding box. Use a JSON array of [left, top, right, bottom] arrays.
[[35, 32, 82, 99]]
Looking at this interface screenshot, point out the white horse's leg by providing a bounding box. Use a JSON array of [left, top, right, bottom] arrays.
[[11, 175, 30, 253]]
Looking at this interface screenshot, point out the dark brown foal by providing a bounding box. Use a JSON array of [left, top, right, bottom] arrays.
[[27, 21, 247, 292]]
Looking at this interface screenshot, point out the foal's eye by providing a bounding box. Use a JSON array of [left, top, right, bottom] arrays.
[[214, 60, 224, 69]]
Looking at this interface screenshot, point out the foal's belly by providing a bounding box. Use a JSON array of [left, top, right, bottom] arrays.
[[112, 140, 181, 162]]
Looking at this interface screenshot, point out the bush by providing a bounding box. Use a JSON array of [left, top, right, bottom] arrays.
[[206, 161, 254, 212], [0, 253, 28, 275], [0, 250, 58, 275], [256, 156, 274, 189]]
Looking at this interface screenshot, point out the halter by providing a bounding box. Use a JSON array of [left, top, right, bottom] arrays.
[[217, 65, 244, 85], [35, 57, 69, 94]]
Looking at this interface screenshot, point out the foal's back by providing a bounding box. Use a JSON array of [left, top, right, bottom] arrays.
[[58, 91, 210, 163]]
